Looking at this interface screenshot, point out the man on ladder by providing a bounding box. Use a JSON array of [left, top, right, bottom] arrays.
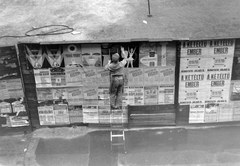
[[105, 46, 127, 153], [105, 46, 127, 109]]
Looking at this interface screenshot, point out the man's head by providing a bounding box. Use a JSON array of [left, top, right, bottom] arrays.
[[112, 53, 120, 63]]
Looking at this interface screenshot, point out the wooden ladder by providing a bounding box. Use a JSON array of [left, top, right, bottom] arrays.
[[110, 107, 126, 153]]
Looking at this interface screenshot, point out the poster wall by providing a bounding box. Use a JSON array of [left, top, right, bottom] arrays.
[[180, 39, 236, 123]]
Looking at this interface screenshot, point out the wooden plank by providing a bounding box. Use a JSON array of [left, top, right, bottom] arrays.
[[129, 104, 176, 114]]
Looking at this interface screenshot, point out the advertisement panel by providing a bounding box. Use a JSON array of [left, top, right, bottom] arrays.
[[6, 78, 24, 99], [0, 102, 12, 113], [139, 42, 158, 67], [63, 44, 82, 67], [180, 57, 207, 69], [68, 105, 83, 123], [81, 44, 102, 67], [52, 88, 68, 100], [229, 81, 240, 101], [179, 88, 206, 105], [0, 80, 10, 100]]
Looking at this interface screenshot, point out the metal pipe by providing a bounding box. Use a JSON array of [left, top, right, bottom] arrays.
[[147, 0, 152, 17]]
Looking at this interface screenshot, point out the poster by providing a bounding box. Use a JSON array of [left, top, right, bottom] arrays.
[[65, 68, 83, 86], [158, 85, 174, 104], [230, 81, 240, 101], [36, 88, 53, 101], [50, 68, 66, 87], [97, 68, 110, 86], [82, 68, 97, 86], [83, 86, 98, 100], [81, 44, 102, 67], [204, 103, 219, 122], [189, 104, 205, 123], [0, 80, 10, 100], [139, 42, 158, 67], [208, 39, 235, 57], [67, 87, 83, 105], [52, 88, 67, 100], [180, 40, 209, 57], [144, 86, 158, 104], [34, 69, 52, 87], [128, 68, 144, 86], [53, 104, 70, 124], [0, 46, 20, 79], [205, 70, 231, 88], [25, 46, 44, 68], [46, 47, 63, 68], [159, 67, 175, 85], [127, 87, 135, 105], [38, 105, 55, 125], [98, 86, 110, 105], [6, 78, 24, 99], [233, 102, 240, 121], [63, 44, 82, 67], [143, 67, 160, 86], [218, 103, 233, 122], [134, 86, 144, 105], [98, 105, 110, 123], [68, 105, 83, 123], [12, 101, 26, 113], [9, 116, 29, 127], [0, 102, 12, 113], [82, 105, 99, 123], [122, 87, 129, 106]]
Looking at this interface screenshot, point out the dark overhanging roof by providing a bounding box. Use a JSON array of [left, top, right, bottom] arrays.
[[1, 0, 240, 46]]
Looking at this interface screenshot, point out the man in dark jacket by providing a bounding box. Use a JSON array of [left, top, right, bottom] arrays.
[[105, 46, 127, 109]]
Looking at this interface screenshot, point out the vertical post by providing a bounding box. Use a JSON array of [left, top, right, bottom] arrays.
[[147, 0, 152, 17], [15, 44, 33, 132]]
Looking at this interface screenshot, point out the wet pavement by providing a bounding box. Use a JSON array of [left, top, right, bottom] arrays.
[[35, 126, 240, 166]]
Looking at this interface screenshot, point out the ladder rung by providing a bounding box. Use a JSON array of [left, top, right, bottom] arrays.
[[111, 143, 125, 146], [111, 134, 124, 137]]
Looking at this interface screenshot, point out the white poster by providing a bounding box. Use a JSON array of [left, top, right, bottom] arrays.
[[97, 68, 110, 86], [65, 68, 83, 86], [12, 101, 26, 113], [25, 46, 44, 68], [208, 39, 235, 57], [128, 68, 144, 86], [82, 105, 99, 123], [34, 69, 52, 87], [36, 88, 53, 101], [218, 103, 233, 122], [63, 44, 82, 67], [53, 104, 70, 124], [143, 67, 160, 86], [134, 86, 144, 105], [81, 44, 102, 67], [52, 88, 68, 100], [233, 102, 240, 121], [38, 105, 55, 125], [83, 86, 98, 100], [158, 85, 174, 104], [144, 86, 158, 104], [0, 81, 10, 100], [189, 104, 205, 123], [0, 102, 12, 114], [67, 87, 83, 105], [82, 68, 97, 86], [98, 105, 110, 124], [204, 103, 219, 122], [46, 47, 63, 68], [159, 67, 175, 85]]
